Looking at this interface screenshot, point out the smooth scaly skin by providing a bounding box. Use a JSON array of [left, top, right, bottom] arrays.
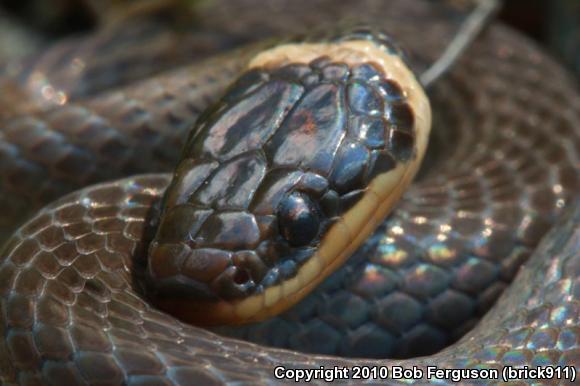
[[0, 0, 463, 240], [0, 1, 578, 385]]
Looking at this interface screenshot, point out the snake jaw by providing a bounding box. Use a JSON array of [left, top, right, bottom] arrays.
[[147, 33, 431, 326]]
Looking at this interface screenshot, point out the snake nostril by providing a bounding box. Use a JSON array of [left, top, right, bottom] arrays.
[[212, 265, 256, 299], [233, 268, 251, 285]]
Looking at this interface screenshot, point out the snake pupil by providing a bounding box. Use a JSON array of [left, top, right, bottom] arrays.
[[277, 192, 321, 247]]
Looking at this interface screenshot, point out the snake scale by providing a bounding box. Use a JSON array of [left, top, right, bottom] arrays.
[[0, 0, 578, 385]]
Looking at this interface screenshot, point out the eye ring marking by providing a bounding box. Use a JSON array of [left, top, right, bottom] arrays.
[[277, 191, 322, 247]]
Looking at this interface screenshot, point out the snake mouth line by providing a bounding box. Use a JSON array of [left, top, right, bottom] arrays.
[[151, 38, 431, 326]]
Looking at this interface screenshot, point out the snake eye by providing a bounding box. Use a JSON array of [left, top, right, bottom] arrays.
[[277, 192, 321, 247]]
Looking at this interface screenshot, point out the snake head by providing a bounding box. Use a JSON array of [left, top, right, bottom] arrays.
[[147, 29, 431, 325]]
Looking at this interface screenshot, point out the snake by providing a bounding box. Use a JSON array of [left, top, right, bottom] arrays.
[[0, 0, 579, 385]]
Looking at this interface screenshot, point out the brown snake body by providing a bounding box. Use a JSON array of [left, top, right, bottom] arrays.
[[0, 0, 579, 385]]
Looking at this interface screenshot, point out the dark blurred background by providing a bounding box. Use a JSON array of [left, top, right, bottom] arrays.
[[502, 0, 580, 78], [0, 0, 579, 79]]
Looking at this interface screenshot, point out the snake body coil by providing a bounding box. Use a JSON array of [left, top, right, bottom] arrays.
[[0, 0, 578, 385]]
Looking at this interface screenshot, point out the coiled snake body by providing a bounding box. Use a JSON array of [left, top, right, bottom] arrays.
[[0, 0, 579, 385]]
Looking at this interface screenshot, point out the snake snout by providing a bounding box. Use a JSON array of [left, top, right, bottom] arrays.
[[148, 209, 263, 298]]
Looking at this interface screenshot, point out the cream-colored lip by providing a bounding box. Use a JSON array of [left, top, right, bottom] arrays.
[[156, 40, 432, 326]]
